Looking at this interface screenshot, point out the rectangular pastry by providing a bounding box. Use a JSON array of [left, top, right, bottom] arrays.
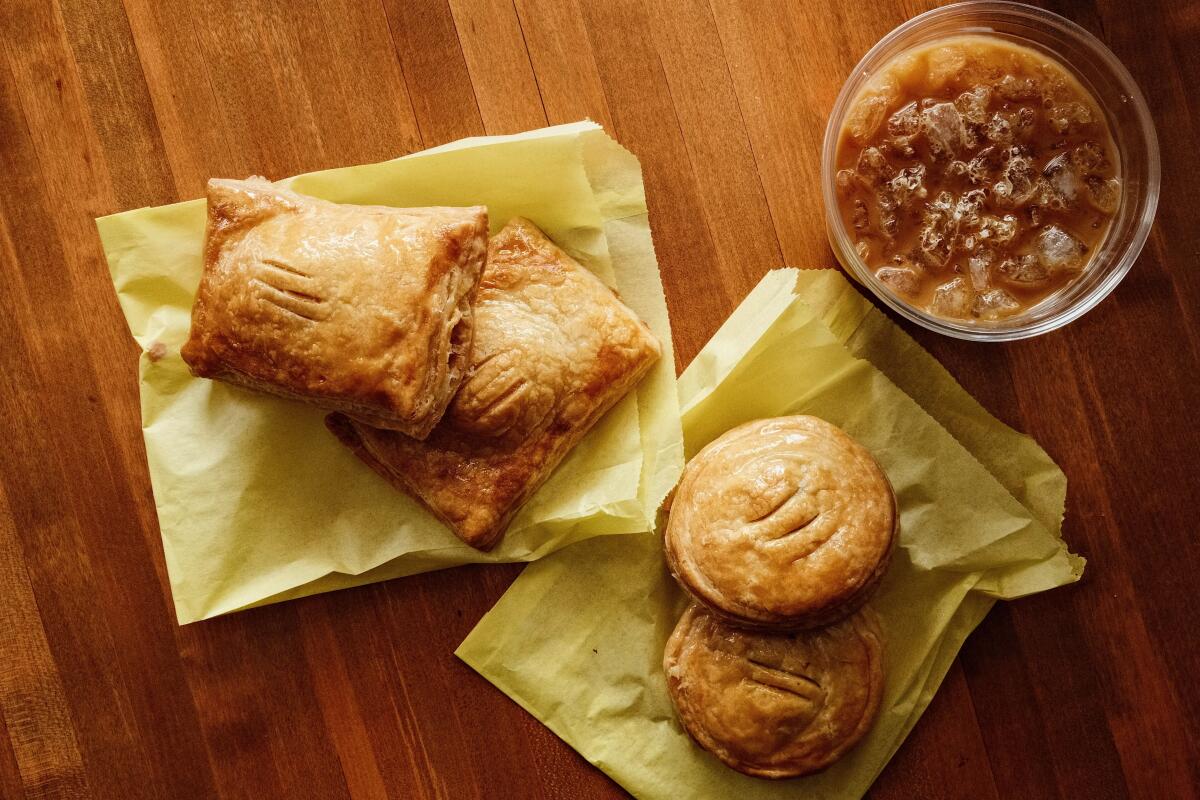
[[327, 217, 662, 550], [180, 177, 488, 438]]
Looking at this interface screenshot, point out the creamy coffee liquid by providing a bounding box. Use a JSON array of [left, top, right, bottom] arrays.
[[836, 36, 1120, 320]]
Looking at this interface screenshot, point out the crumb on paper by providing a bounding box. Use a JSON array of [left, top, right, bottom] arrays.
[[146, 341, 168, 362]]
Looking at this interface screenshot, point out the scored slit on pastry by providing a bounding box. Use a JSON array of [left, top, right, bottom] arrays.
[[250, 279, 329, 322], [327, 217, 661, 551], [746, 486, 795, 523], [745, 659, 823, 703], [181, 177, 488, 438], [761, 510, 822, 543], [259, 257, 310, 278]]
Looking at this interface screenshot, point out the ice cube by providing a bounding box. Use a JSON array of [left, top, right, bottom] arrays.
[[922, 102, 970, 158], [879, 208, 899, 237], [1047, 102, 1093, 134], [982, 113, 1014, 145], [929, 277, 973, 318], [966, 145, 1002, 185], [918, 192, 957, 267], [926, 45, 968, 91], [835, 168, 857, 195], [855, 240, 871, 262], [876, 165, 927, 237], [928, 191, 955, 217], [973, 288, 1021, 319], [856, 146, 893, 185], [998, 254, 1050, 284], [885, 136, 917, 158], [996, 74, 1040, 101], [955, 86, 991, 124], [1015, 107, 1036, 133], [967, 250, 993, 290], [888, 165, 927, 204], [918, 228, 952, 268], [993, 178, 1013, 204], [852, 199, 871, 233], [888, 101, 921, 136], [1070, 142, 1108, 174], [1035, 225, 1088, 271], [844, 92, 891, 144], [955, 189, 986, 226], [1085, 175, 1121, 214], [1043, 154, 1081, 206], [995, 147, 1039, 207], [1034, 180, 1071, 213], [945, 160, 969, 181], [975, 214, 1019, 246], [876, 266, 921, 296]]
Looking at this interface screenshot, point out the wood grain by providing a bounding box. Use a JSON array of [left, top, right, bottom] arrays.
[[1, 0, 1198, 797]]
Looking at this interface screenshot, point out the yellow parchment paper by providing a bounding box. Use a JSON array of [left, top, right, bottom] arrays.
[[96, 122, 684, 624], [457, 268, 1083, 800]]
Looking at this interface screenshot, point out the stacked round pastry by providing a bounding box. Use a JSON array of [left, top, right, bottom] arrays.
[[661, 416, 897, 779]]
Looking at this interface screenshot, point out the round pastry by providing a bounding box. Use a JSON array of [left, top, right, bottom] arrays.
[[663, 416, 897, 630], [663, 603, 885, 779]]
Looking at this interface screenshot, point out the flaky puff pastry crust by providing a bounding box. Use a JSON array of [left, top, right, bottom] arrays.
[[181, 177, 487, 438], [327, 217, 661, 550], [663, 604, 885, 779], [664, 416, 897, 631]]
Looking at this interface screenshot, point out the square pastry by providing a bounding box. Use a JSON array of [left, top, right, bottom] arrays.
[[327, 217, 662, 550], [181, 177, 488, 438]]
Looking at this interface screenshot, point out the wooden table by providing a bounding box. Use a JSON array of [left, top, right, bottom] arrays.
[[2, 0, 1197, 797]]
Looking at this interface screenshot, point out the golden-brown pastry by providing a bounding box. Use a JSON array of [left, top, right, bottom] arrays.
[[327, 217, 661, 550], [181, 177, 488, 438], [663, 604, 885, 779], [664, 416, 897, 630]]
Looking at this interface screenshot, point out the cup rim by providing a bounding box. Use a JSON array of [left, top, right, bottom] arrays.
[[821, 0, 1161, 342]]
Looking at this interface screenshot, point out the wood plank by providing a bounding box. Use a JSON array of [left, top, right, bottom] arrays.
[[0, 713, 30, 800], [446, 0, 548, 134], [380, 0, 484, 147], [513, 0, 614, 129], [53, 0, 177, 607], [1104, 0, 1200, 359], [643, 0, 783, 289], [1004, 322, 1200, 796], [709, 0, 896, 268], [3, 0, 1200, 797], [872, 661, 1000, 800], [0, 487, 92, 800], [259, 0, 425, 166], [119, 0, 247, 196], [55, 0, 175, 209], [178, 607, 353, 800], [0, 3, 220, 797], [960, 604, 1078, 799], [296, 601, 390, 800], [577, 0, 735, 367]]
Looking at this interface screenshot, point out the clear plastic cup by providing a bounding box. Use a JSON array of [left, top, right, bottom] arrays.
[[822, 1, 1159, 341]]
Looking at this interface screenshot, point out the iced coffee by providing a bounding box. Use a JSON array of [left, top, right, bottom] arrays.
[[835, 36, 1121, 321]]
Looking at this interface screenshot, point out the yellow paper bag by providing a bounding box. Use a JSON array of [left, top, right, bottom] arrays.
[[96, 122, 684, 623], [457, 269, 1082, 799]]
